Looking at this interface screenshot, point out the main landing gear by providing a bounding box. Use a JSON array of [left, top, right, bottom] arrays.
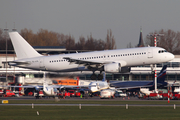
[[90, 73, 103, 80]]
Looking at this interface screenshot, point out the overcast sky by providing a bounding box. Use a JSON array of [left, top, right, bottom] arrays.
[[1, 0, 180, 49]]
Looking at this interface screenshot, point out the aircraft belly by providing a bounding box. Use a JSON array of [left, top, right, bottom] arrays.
[[126, 56, 147, 66], [46, 62, 80, 72]]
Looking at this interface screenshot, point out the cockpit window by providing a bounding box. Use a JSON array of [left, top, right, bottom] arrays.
[[158, 50, 167, 53]]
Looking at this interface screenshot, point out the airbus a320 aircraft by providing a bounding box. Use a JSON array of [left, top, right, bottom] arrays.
[[8, 32, 174, 80]]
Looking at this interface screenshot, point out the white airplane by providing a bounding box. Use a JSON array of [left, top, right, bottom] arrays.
[[8, 32, 174, 80], [88, 72, 109, 92]]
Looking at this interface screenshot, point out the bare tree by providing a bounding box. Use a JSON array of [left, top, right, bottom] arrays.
[[1, 27, 117, 51], [64, 34, 75, 50], [146, 29, 180, 54], [20, 28, 36, 46], [0, 28, 13, 50], [127, 42, 133, 48], [75, 36, 86, 50], [95, 39, 105, 50], [85, 34, 95, 50], [0, 29, 3, 41], [105, 29, 116, 49]]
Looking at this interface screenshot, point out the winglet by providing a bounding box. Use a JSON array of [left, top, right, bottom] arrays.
[[9, 32, 42, 59]]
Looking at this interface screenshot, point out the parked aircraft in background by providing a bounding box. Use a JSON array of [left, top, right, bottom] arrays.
[[0, 66, 169, 97], [110, 65, 168, 90], [1, 72, 109, 96], [8, 32, 174, 80], [88, 72, 109, 92]]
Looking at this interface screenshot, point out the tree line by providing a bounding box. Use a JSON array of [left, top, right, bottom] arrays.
[[0, 29, 13, 50], [0, 28, 116, 51], [0, 28, 180, 54]]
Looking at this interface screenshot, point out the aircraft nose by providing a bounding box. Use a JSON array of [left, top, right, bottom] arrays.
[[169, 53, 175, 60]]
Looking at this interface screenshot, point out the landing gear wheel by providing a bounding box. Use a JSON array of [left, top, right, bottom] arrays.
[[90, 74, 97, 80], [97, 74, 103, 80]]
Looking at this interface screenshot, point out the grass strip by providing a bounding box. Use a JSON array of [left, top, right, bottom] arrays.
[[0, 106, 180, 120]]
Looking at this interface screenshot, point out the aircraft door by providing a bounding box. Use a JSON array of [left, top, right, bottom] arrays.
[[147, 49, 153, 58]]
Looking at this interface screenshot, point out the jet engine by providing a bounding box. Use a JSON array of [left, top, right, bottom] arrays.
[[104, 63, 130, 73]]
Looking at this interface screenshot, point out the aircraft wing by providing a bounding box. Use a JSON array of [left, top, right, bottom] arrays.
[[115, 85, 153, 90], [63, 57, 112, 67], [168, 83, 180, 87]]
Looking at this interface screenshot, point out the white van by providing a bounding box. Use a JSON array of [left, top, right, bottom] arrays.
[[115, 90, 127, 97], [100, 89, 115, 99]]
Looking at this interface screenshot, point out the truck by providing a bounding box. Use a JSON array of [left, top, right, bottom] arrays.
[[148, 93, 163, 100], [75, 90, 81, 97], [100, 89, 115, 99], [174, 93, 180, 100], [0, 89, 15, 97], [58, 91, 70, 99], [68, 90, 75, 97]]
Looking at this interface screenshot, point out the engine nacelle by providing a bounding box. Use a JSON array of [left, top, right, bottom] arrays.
[[104, 63, 131, 73], [104, 63, 121, 73]]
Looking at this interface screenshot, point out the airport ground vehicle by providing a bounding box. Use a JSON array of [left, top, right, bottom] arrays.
[[28, 91, 33, 96], [139, 91, 180, 100], [174, 93, 180, 100], [100, 89, 115, 99], [138, 92, 163, 100], [58, 91, 70, 98], [68, 90, 75, 97], [0, 89, 15, 97], [0, 90, 3, 97], [114, 90, 127, 97], [34, 90, 44, 99], [75, 90, 81, 97], [148, 93, 163, 100]]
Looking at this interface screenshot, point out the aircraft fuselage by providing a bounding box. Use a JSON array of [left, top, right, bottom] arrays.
[[10, 47, 174, 72]]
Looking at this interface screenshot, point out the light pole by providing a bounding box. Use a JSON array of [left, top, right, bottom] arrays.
[[12, 23, 17, 75], [4, 25, 8, 85], [147, 33, 164, 93]]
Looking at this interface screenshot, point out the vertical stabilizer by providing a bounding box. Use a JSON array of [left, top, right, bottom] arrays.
[[157, 65, 167, 82], [9, 32, 42, 59]]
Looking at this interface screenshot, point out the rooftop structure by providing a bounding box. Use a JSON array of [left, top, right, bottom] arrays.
[[137, 28, 145, 47]]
